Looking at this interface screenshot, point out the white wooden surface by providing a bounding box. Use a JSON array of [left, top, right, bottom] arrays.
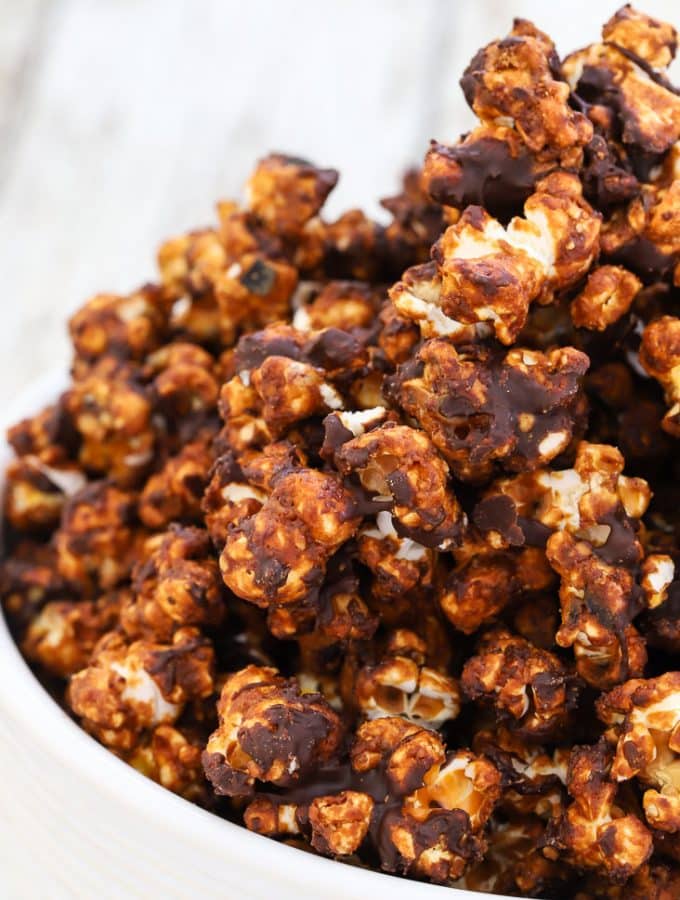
[[0, 0, 678, 408]]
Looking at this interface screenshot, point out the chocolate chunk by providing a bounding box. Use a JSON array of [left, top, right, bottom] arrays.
[[473, 494, 525, 546]]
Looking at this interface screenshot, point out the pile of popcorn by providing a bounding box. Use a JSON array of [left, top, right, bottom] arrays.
[[3, 6, 680, 896]]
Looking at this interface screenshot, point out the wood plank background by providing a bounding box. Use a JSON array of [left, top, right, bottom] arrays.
[[1, 0, 678, 409]]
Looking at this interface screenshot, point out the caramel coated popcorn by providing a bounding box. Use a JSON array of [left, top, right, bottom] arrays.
[[202, 665, 342, 797], [461, 628, 578, 741], [3, 6, 680, 896], [388, 340, 588, 482]]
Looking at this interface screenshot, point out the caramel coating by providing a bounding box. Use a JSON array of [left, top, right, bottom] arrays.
[[122, 526, 225, 641], [219, 467, 360, 621], [65, 357, 155, 486], [246, 153, 338, 237], [461, 20, 592, 154], [69, 285, 171, 365], [545, 739, 653, 882], [333, 422, 465, 549], [202, 665, 342, 797], [389, 339, 588, 482], [55, 482, 139, 594], [640, 316, 680, 436], [22, 591, 123, 678], [126, 723, 208, 803], [462, 628, 577, 740], [570, 265, 642, 331], [598, 672, 680, 833], [68, 627, 215, 750], [355, 630, 461, 728]]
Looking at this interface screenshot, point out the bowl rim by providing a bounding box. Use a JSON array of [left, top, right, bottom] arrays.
[[0, 368, 516, 900]]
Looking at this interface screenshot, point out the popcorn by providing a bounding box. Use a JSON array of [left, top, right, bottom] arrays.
[[126, 723, 208, 803], [219, 467, 360, 625], [603, 5, 678, 70], [68, 627, 215, 751], [292, 280, 378, 332], [355, 630, 461, 727], [570, 265, 642, 331], [308, 791, 375, 856], [69, 285, 171, 365], [0, 543, 68, 630], [3, 455, 86, 533], [564, 9, 680, 161], [356, 514, 436, 625], [473, 726, 568, 820], [332, 422, 466, 549], [598, 672, 680, 833], [22, 591, 123, 678], [202, 665, 342, 797], [245, 153, 338, 237], [121, 526, 225, 641], [461, 19, 592, 156], [601, 180, 680, 282], [65, 357, 155, 486], [388, 339, 588, 482], [461, 628, 578, 741], [394, 746, 501, 880], [437, 536, 554, 635], [6, 399, 76, 461], [216, 253, 298, 334], [393, 172, 600, 346], [455, 816, 571, 898], [544, 739, 653, 882], [55, 482, 139, 594], [146, 342, 220, 427], [4, 5, 680, 893], [138, 432, 214, 529], [474, 441, 672, 687], [640, 316, 680, 436]]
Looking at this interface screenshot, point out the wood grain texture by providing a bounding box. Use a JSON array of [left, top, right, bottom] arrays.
[[0, 0, 677, 408]]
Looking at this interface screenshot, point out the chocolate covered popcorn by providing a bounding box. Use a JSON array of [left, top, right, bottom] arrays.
[[3, 6, 680, 896]]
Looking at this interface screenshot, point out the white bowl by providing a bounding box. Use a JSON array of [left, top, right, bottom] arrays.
[[0, 371, 514, 900]]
